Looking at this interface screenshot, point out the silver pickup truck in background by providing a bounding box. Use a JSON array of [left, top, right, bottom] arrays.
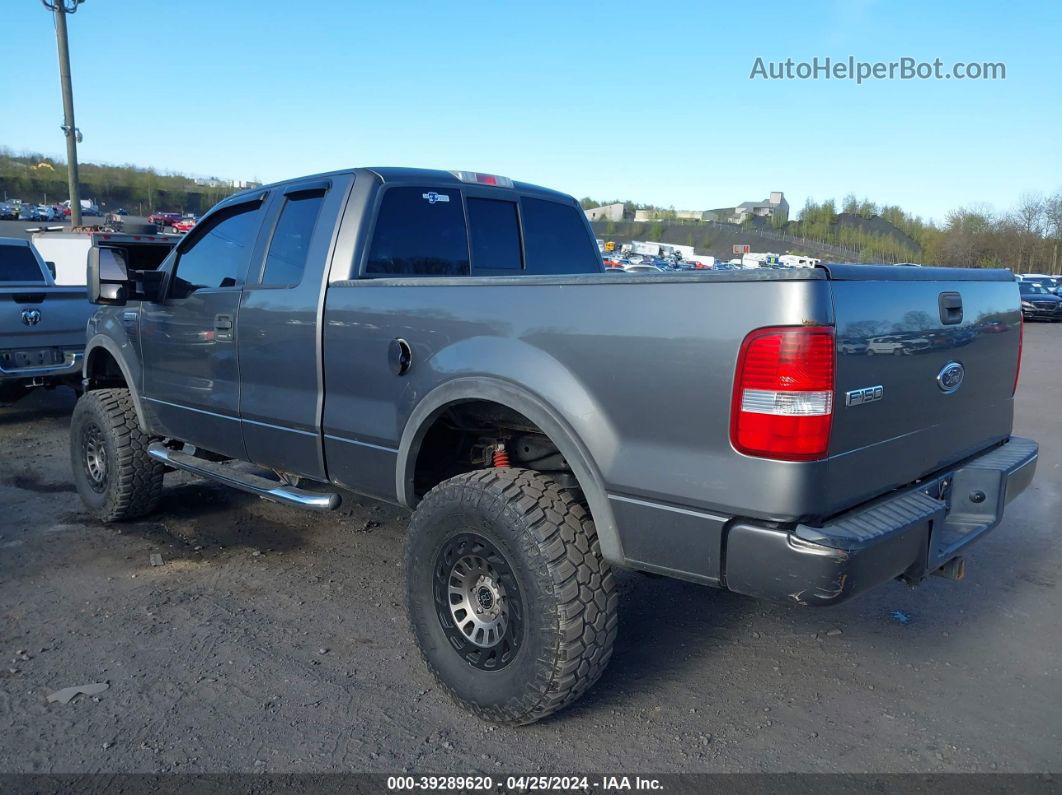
[[70, 167, 1038, 724], [0, 236, 95, 403]]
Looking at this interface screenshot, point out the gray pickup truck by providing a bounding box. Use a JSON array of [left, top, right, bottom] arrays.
[[0, 237, 95, 402], [71, 167, 1038, 724]]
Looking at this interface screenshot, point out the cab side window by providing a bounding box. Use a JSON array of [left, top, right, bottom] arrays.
[[171, 203, 262, 297], [365, 187, 469, 276], [260, 193, 324, 287]]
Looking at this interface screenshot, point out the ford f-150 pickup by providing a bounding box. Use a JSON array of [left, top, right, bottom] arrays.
[[71, 167, 1037, 724]]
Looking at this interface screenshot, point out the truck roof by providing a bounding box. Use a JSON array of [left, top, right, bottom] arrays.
[[223, 167, 576, 205]]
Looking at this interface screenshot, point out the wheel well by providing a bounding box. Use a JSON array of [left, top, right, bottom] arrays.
[[412, 400, 579, 501], [86, 348, 127, 389]]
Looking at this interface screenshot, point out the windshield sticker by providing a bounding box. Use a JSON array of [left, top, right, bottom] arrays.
[[422, 192, 450, 204]]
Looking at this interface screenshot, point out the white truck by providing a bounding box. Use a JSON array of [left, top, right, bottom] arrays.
[[32, 229, 178, 286]]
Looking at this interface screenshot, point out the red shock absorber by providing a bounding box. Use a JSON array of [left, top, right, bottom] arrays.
[[492, 442, 511, 468]]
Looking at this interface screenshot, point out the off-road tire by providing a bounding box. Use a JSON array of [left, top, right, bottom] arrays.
[[405, 468, 618, 725], [70, 388, 164, 522]]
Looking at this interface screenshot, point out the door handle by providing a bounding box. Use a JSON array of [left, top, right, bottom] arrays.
[[938, 292, 963, 325], [214, 314, 233, 331]]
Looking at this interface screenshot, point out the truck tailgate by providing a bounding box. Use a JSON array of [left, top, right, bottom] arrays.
[[825, 265, 1021, 514], [1, 288, 92, 349]]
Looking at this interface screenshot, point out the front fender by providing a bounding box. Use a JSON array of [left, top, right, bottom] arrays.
[[84, 332, 148, 432]]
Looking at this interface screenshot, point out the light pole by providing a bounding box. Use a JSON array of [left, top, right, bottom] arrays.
[[42, 0, 85, 226]]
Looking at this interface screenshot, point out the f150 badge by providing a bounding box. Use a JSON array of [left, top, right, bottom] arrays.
[[422, 192, 450, 204], [846, 385, 883, 407]]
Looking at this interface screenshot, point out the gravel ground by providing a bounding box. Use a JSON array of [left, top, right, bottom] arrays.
[[0, 325, 1059, 774]]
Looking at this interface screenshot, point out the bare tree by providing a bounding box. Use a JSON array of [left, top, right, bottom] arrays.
[[1043, 191, 1062, 274], [1011, 192, 1045, 271]]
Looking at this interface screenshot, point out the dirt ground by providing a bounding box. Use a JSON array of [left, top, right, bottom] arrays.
[[1, 326, 1059, 774]]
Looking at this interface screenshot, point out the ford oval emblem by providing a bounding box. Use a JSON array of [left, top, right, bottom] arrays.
[[936, 361, 965, 394]]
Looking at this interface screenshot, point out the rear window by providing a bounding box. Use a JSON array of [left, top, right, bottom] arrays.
[[520, 197, 600, 275], [468, 198, 521, 272], [0, 244, 45, 283], [366, 187, 469, 276]]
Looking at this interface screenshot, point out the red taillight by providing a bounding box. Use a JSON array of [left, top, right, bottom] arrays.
[[1013, 315, 1023, 395], [730, 326, 835, 461]]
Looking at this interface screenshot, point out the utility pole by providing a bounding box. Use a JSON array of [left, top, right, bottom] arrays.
[[42, 0, 85, 226]]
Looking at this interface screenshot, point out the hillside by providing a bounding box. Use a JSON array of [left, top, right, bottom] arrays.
[[0, 149, 245, 214], [590, 215, 916, 263]]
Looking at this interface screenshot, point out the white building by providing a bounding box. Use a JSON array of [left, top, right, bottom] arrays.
[[730, 192, 789, 224], [584, 203, 626, 222]]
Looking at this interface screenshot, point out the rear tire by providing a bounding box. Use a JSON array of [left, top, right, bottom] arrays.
[[405, 468, 618, 725], [70, 389, 164, 522]]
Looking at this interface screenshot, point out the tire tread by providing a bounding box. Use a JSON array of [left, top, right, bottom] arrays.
[[72, 388, 163, 522], [406, 468, 618, 725]]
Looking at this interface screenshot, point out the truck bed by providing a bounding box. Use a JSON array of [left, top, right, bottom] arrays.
[[321, 263, 1020, 528]]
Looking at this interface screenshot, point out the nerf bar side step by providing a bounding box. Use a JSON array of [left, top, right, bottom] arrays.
[[147, 442, 338, 511]]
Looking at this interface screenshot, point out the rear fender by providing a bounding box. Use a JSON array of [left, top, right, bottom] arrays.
[[397, 376, 624, 566]]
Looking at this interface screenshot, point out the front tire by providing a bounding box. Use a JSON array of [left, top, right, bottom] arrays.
[[405, 468, 618, 725], [70, 389, 164, 522]]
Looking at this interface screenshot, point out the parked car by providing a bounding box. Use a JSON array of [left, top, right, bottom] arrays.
[[72, 167, 1036, 726], [114, 208, 129, 216], [866, 334, 931, 355], [147, 211, 183, 229], [26, 205, 59, 221], [0, 237, 97, 403], [172, 217, 197, 233], [1019, 282, 1062, 321], [838, 337, 869, 354], [1020, 274, 1062, 295], [623, 263, 664, 273]]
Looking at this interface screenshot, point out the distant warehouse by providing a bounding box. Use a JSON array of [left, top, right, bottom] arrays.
[[625, 192, 790, 224], [584, 203, 627, 222]]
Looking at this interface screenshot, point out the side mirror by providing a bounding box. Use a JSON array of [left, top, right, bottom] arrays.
[[99, 283, 127, 303], [87, 246, 130, 306]]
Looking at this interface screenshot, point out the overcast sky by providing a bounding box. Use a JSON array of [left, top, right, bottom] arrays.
[[3, 0, 1060, 221]]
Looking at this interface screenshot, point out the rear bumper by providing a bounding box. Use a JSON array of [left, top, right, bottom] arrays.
[[0, 349, 84, 383], [723, 436, 1039, 606]]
